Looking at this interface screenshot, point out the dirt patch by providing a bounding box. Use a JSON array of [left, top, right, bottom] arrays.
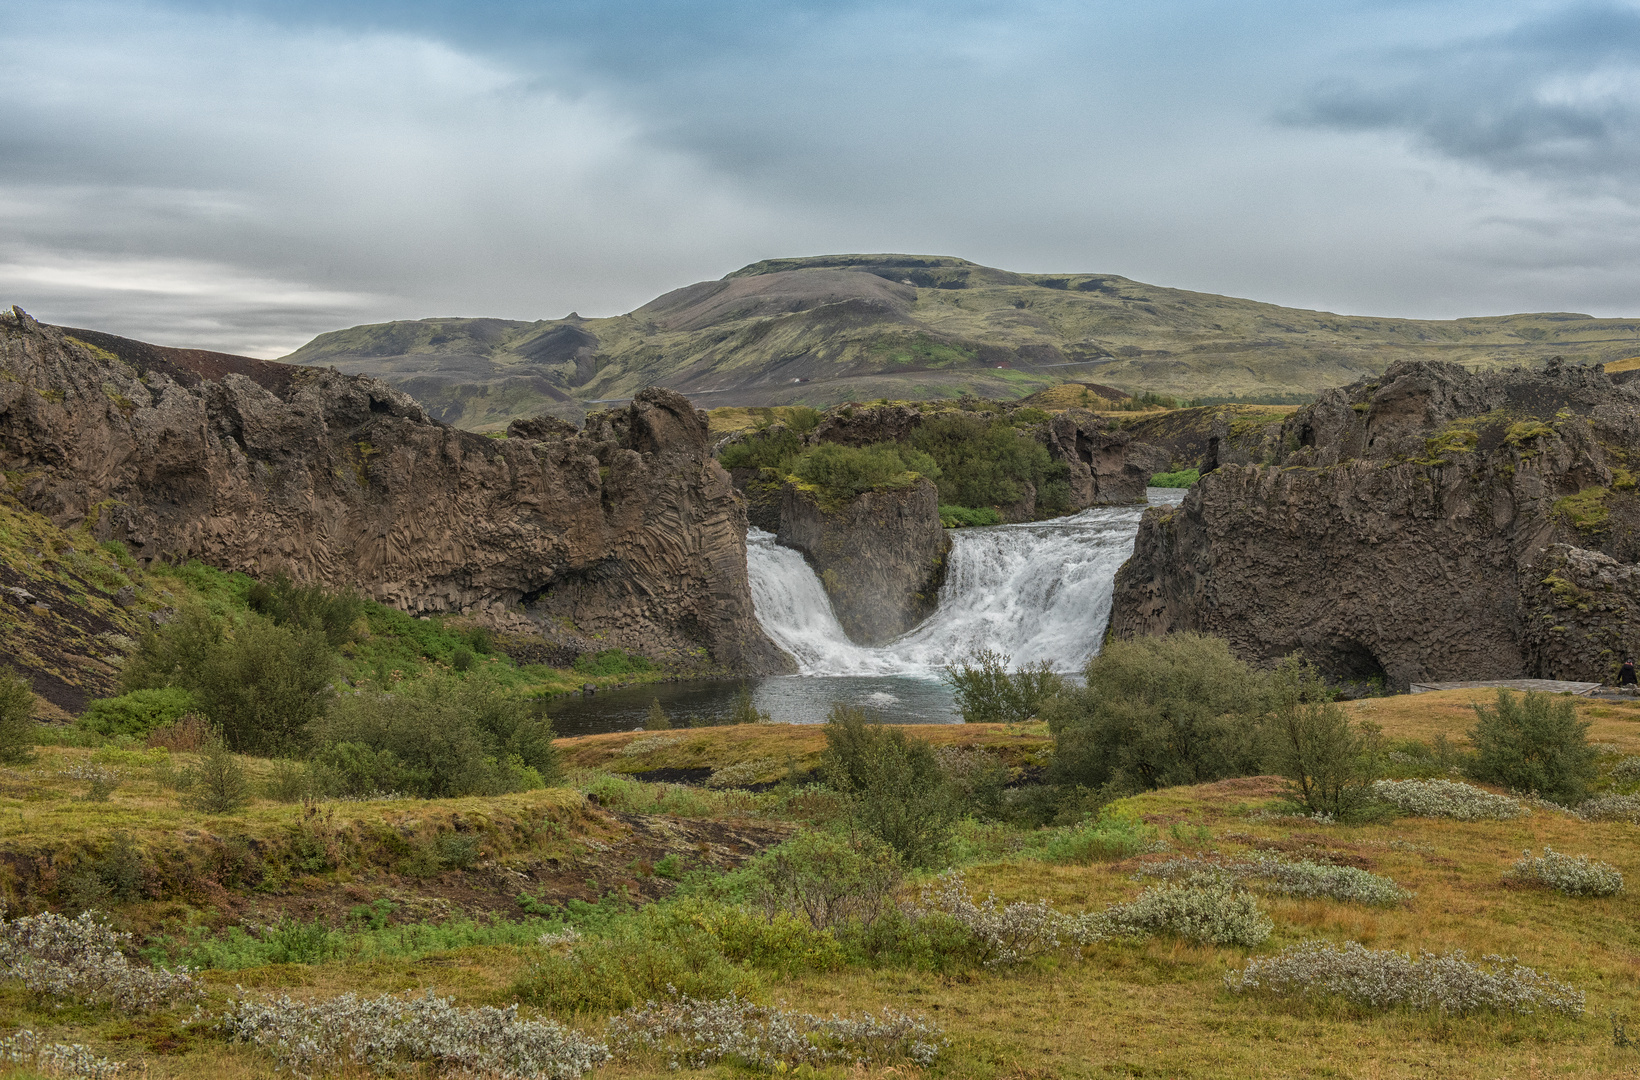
[[1221, 831, 1378, 869]]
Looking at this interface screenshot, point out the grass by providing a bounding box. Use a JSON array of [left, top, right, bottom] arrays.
[[8, 698, 1640, 1077], [1150, 468, 1200, 488]]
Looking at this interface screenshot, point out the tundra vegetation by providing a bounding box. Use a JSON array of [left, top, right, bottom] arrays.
[[6, 608, 1640, 1077]]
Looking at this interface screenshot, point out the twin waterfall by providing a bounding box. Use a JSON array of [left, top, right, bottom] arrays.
[[746, 489, 1186, 677]]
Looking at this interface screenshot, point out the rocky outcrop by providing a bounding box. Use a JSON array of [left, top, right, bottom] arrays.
[[0, 308, 786, 672], [1109, 359, 1640, 688], [777, 478, 950, 645], [1042, 408, 1150, 508]]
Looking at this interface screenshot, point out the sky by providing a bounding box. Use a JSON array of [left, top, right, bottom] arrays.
[[6, 0, 1640, 357]]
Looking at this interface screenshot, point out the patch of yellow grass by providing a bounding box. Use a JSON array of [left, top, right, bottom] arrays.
[[1345, 687, 1640, 752], [1603, 355, 1640, 373]]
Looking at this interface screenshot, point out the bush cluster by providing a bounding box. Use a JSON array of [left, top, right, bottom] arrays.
[[607, 992, 944, 1071], [944, 648, 1064, 724], [0, 1030, 123, 1080], [221, 989, 608, 1079], [1505, 847, 1623, 897], [1369, 779, 1526, 820], [910, 872, 1073, 965], [0, 909, 198, 1010], [749, 830, 902, 931], [1262, 655, 1383, 819], [1573, 793, 1640, 822], [1138, 855, 1410, 906], [1041, 809, 1166, 864], [0, 665, 37, 765], [1468, 689, 1597, 805], [908, 412, 1071, 512], [791, 442, 940, 500], [1093, 880, 1273, 947], [820, 705, 959, 867], [1226, 939, 1584, 1016]]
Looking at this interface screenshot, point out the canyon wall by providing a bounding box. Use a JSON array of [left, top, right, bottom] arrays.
[[1109, 359, 1640, 688], [0, 308, 786, 672]]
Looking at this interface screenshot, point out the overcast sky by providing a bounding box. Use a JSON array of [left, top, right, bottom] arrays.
[[6, 0, 1640, 356]]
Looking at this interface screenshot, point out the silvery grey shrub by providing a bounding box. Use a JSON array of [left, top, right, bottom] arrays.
[[0, 908, 197, 1010], [1505, 847, 1623, 897], [1226, 940, 1584, 1016], [910, 872, 1071, 964], [1370, 779, 1526, 821], [0, 1029, 123, 1080], [1093, 879, 1273, 947], [1573, 794, 1640, 823], [1137, 855, 1410, 906]]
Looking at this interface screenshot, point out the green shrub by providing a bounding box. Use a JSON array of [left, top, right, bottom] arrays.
[[1041, 807, 1165, 863], [935, 746, 1010, 820], [1044, 633, 1265, 794], [908, 413, 1065, 510], [246, 572, 367, 648], [644, 699, 672, 731], [0, 665, 37, 765], [1262, 655, 1383, 819], [1468, 689, 1597, 805], [944, 648, 1064, 723], [748, 830, 903, 931], [717, 425, 806, 473], [1149, 469, 1200, 488], [938, 505, 1004, 528], [510, 923, 757, 1014], [820, 705, 959, 868], [790, 442, 938, 500], [78, 687, 198, 739], [186, 738, 251, 814], [727, 683, 771, 725]]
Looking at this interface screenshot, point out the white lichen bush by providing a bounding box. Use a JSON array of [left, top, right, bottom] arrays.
[[1505, 847, 1623, 897], [1226, 939, 1584, 1016], [706, 758, 777, 789], [0, 909, 197, 1009], [537, 926, 582, 946], [1138, 855, 1410, 906], [1609, 756, 1640, 785], [1095, 880, 1272, 947], [910, 872, 1067, 964], [605, 992, 944, 1070], [0, 1029, 124, 1080], [1371, 779, 1526, 820], [618, 734, 684, 758], [220, 989, 609, 1079], [1573, 793, 1640, 823]]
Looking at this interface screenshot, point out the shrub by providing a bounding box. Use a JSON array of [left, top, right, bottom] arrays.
[[571, 649, 656, 677], [1041, 808, 1166, 864], [643, 698, 671, 731], [790, 442, 939, 500], [820, 704, 959, 867], [1094, 880, 1272, 946], [59, 761, 122, 802], [0, 665, 36, 765], [145, 712, 213, 751], [1262, 655, 1384, 819], [186, 738, 251, 813], [509, 927, 756, 1014], [910, 872, 1070, 965], [908, 412, 1066, 511], [728, 683, 771, 724], [1370, 779, 1525, 820], [644, 899, 845, 976], [0, 909, 197, 1009], [246, 571, 367, 648], [935, 745, 1010, 819], [944, 648, 1065, 724], [748, 830, 903, 931], [606, 993, 944, 1071], [1610, 755, 1640, 785], [220, 989, 608, 1079], [78, 686, 198, 739], [939, 504, 1004, 528], [1138, 855, 1410, 906], [1150, 468, 1200, 488], [1505, 847, 1623, 896], [0, 1030, 123, 1080], [1226, 940, 1584, 1016], [1468, 688, 1598, 805], [1045, 633, 1265, 793], [1573, 793, 1640, 822]]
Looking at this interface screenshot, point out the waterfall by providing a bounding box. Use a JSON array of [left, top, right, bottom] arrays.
[[747, 488, 1187, 677]]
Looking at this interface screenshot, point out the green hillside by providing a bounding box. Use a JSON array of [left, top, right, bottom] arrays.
[[281, 254, 1640, 431]]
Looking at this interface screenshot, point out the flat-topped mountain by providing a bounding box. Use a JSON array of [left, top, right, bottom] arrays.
[[281, 254, 1640, 430]]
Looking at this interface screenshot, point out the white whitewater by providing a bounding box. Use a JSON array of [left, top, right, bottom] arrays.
[[747, 488, 1188, 677]]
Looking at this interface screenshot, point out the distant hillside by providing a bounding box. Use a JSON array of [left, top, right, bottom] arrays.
[[281, 254, 1640, 430]]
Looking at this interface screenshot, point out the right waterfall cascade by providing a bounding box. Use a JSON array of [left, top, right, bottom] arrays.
[[747, 487, 1188, 677]]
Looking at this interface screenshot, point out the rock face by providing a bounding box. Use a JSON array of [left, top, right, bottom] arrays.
[[777, 479, 950, 645], [1109, 359, 1640, 688], [0, 309, 786, 672], [1042, 408, 1150, 508]]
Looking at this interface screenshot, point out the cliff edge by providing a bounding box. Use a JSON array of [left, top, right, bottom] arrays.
[[1109, 358, 1640, 688], [0, 308, 786, 673]]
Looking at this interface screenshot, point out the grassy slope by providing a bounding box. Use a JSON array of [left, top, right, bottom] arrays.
[[280, 255, 1640, 432], [6, 695, 1640, 1077]]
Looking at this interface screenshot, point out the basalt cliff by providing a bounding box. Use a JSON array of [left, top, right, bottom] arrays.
[[1109, 359, 1640, 688], [0, 309, 786, 676]]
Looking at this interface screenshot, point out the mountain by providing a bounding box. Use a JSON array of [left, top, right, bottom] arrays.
[[280, 253, 1640, 431]]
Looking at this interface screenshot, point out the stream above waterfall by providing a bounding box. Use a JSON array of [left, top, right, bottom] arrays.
[[546, 486, 1187, 735]]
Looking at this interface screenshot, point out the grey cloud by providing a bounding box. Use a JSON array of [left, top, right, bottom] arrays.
[[1291, 4, 1640, 188]]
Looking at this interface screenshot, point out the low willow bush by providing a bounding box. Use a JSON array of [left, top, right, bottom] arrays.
[[1226, 940, 1584, 1016], [221, 989, 609, 1080], [1138, 855, 1410, 906], [0, 1030, 123, 1080], [0, 909, 197, 1010], [1095, 880, 1272, 947], [1041, 812, 1167, 863], [1505, 847, 1624, 897], [1573, 793, 1640, 823], [1370, 779, 1526, 820], [606, 992, 945, 1071], [910, 872, 1076, 966], [1610, 756, 1640, 785]]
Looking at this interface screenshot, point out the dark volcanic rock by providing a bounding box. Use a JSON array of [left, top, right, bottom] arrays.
[[1042, 408, 1149, 508], [0, 308, 786, 673], [1108, 359, 1640, 688], [777, 478, 950, 645]]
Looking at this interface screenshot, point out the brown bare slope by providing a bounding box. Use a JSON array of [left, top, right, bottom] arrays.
[[0, 307, 785, 673]]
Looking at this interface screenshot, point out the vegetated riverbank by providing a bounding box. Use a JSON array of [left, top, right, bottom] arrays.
[[4, 684, 1640, 1079]]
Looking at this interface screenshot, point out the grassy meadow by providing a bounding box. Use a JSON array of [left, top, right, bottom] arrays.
[[4, 684, 1640, 1079]]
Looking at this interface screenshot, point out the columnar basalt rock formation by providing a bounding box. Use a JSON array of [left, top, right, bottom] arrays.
[[1109, 359, 1640, 688], [0, 308, 786, 672]]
